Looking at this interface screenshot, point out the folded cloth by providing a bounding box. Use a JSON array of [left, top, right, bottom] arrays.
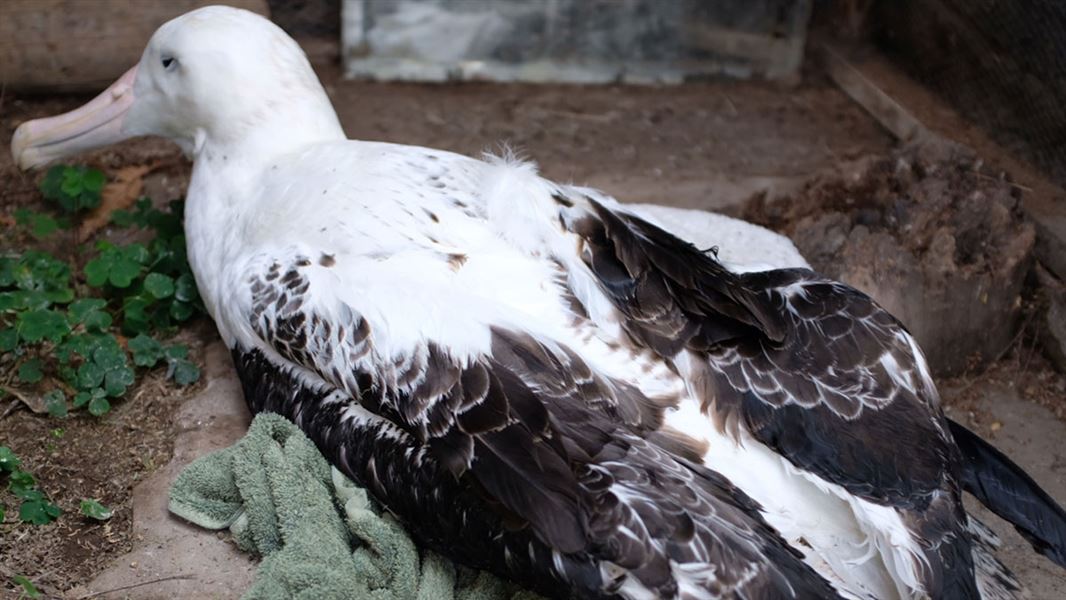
[[169, 412, 540, 600]]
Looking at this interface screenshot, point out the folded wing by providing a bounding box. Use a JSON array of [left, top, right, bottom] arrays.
[[224, 247, 842, 599]]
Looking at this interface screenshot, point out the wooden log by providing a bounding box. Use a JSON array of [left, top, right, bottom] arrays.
[[820, 44, 931, 146], [0, 0, 269, 93]]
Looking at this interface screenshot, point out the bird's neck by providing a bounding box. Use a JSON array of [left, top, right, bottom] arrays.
[[192, 102, 346, 167], [180, 110, 345, 328]]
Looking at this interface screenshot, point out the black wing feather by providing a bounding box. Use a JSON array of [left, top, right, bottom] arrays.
[[950, 418, 1066, 568], [240, 256, 842, 598], [569, 198, 981, 597], [575, 199, 956, 505]]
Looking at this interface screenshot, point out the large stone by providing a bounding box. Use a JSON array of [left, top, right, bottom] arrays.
[[1038, 266, 1066, 374], [745, 147, 1036, 376]]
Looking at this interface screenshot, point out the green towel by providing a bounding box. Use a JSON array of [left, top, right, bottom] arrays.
[[169, 413, 541, 600]]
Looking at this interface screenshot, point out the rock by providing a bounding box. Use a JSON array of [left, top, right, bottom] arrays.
[[1038, 265, 1066, 374], [745, 146, 1036, 376]]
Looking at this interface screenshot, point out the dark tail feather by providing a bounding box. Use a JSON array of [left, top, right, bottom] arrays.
[[949, 418, 1066, 569]]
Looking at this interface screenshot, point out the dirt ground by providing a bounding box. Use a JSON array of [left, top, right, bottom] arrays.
[[1, 60, 1065, 598]]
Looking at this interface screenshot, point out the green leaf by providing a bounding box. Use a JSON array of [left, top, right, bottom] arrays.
[[110, 209, 135, 228], [33, 214, 60, 238], [19, 497, 61, 525], [77, 362, 105, 390], [84, 310, 112, 331], [67, 298, 106, 320], [169, 300, 194, 322], [15, 251, 71, 296], [80, 191, 101, 211], [93, 333, 122, 354], [92, 345, 125, 370], [122, 244, 151, 265], [0, 259, 14, 288], [17, 309, 70, 343], [61, 168, 83, 198], [110, 197, 156, 228], [128, 334, 164, 367], [122, 297, 152, 334], [13, 208, 33, 227], [84, 343, 135, 399], [14, 487, 41, 502], [0, 447, 20, 472], [144, 272, 175, 299], [17, 359, 43, 384], [88, 394, 110, 416], [9, 471, 36, 497], [43, 287, 74, 304], [104, 366, 135, 397], [14, 209, 60, 239], [164, 344, 189, 360], [0, 292, 25, 311], [58, 365, 77, 386], [40, 165, 65, 200], [82, 168, 106, 193], [57, 333, 102, 362], [63, 166, 84, 187], [0, 328, 17, 352], [11, 574, 41, 599], [68, 298, 112, 331], [44, 390, 67, 418], [108, 258, 141, 288], [72, 391, 91, 408], [19, 291, 50, 311], [80, 498, 112, 521], [52, 165, 103, 212], [171, 359, 201, 386], [0, 504, 5, 522], [174, 273, 197, 302], [84, 258, 110, 287]]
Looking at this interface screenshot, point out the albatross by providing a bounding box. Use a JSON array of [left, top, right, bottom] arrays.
[[11, 6, 1066, 599]]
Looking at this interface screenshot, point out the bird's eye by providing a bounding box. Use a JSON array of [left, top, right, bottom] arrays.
[[162, 57, 176, 69]]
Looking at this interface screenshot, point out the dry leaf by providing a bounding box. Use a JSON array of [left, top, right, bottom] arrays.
[[2, 386, 47, 414], [78, 163, 154, 242]]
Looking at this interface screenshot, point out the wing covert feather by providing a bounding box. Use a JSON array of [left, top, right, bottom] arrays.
[[227, 248, 841, 599]]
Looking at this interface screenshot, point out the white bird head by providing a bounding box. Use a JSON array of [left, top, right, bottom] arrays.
[[11, 5, 344, 170]]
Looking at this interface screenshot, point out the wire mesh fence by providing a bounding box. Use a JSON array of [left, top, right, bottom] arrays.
[[871, 0, 1066, 187]]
